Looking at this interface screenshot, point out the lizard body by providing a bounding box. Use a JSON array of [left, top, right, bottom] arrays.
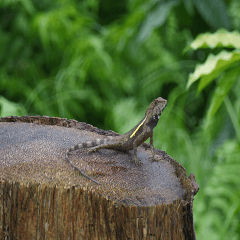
[[65, 97, 167, 185]]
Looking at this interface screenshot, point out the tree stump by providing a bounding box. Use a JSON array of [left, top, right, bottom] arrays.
[[0, 116, 199, 239]]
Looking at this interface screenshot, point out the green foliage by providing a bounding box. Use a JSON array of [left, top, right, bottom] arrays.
[[1, 0, 240, 239], [187, 29, 240, 91], [188, 29, 240, 49], [186, 29, 240, 131], [192, 0, 231, 30], [187, 27, 240, 240], [137, 0, 179, 41], [195, 140, 240, 240], [187, 50, 240, 91], [224, 96, 240, 143], [206, 69, 240, 134], [0, 96, 27, 117]]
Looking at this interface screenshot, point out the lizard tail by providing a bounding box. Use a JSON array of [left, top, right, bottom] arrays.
[[68, 138, 107, 152], [65, 149, 102, 185]]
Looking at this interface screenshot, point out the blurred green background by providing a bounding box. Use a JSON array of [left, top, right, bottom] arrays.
[[1, 0, 240, 238]]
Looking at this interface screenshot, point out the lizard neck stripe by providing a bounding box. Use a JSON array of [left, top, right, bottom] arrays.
[[130, 117, 146, 138]]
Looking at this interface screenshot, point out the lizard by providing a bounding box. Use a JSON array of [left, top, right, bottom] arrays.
[[65, 97, 167, 185]]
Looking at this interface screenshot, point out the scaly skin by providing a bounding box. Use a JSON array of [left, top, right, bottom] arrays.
[[65, 97, 167, 185]]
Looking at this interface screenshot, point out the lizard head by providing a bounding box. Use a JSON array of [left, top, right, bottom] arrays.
[[145, 97, 167, 122]]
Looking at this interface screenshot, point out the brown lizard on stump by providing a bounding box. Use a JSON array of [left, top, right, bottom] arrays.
[[65, 97, 167, 185]]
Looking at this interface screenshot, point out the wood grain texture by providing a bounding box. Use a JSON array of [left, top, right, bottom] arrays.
[[0, 116, 198, 239]]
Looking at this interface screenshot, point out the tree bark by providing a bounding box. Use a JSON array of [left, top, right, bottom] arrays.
[[0, 116, 199, 239]]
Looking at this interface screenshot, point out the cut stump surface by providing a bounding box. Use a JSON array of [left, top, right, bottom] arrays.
[[0, 116, 199, 239]]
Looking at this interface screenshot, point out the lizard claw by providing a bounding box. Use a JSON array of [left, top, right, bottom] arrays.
[[133, 157, 142, 166], [150, 154, 161, 161], [149, 156, 156, 161]]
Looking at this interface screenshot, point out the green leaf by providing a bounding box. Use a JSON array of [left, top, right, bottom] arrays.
[[0, 96, 27, 117], [137, 0, 178, 42], [224, 96, 240, 143], [193, 0, 231, 30], [186, 50, 240, 90], [183, 0, 194, 16], [190, 29, 240, 50], [206, 67, 240, 127]]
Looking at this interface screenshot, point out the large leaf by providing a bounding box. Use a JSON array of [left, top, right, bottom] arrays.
[[190, 29, 240, 50], [137, 0, 179, 41], [193, 0, 231, 30], [206, 67, 240, 127], [183, 0, 194, 16], [186, 50, 240, 91]]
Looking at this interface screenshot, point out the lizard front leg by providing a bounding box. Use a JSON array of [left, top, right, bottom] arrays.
[[132, 126, 153, 165], [149, 132, 156, 161], [133, 140, 142, 165]]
